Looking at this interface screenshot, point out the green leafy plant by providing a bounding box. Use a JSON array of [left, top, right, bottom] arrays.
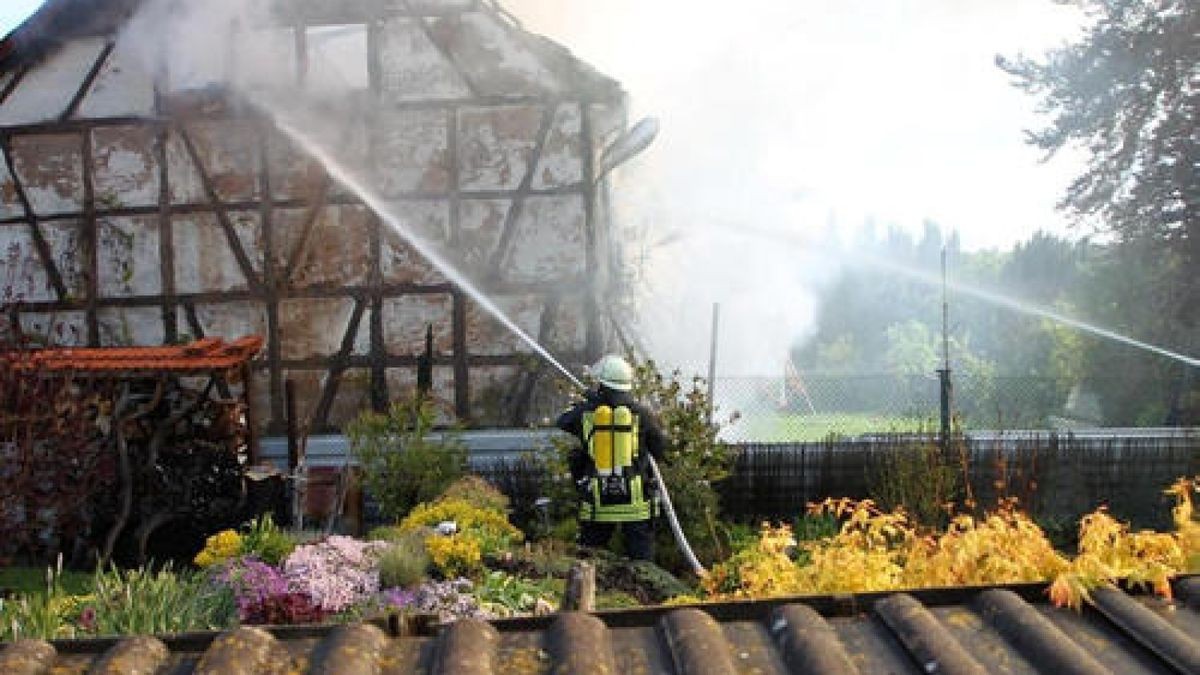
[[472, 570, 555, 617], [86, 563, 237, 636], [632, 360, 736, 571], [240, 513, 297, 566], [868, 432, 963, 528], [346, 394, 468, 521]]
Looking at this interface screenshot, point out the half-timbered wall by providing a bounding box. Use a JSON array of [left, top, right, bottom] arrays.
[[0, 0, 627, 432]]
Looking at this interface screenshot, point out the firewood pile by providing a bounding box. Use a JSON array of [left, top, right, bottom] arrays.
[[0, 336, 275, 566]]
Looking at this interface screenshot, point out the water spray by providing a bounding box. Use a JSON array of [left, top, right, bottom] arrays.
[[725, 224, 1200, 369], [257, 102, 585, 390], [862, 254, 1200, 369]]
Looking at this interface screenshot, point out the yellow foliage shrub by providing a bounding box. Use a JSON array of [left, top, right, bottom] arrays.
[[1049, 477, 1197, 609], [704, 477, 1200, 611]]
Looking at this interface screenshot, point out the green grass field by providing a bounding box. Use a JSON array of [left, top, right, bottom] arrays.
[[724, 412, 931, 442], [0, 566, 93, 597]]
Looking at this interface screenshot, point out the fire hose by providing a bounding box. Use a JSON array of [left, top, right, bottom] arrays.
[[648, 454, 708, 578]]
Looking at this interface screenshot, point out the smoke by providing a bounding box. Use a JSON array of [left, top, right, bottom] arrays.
[[504, 0, 1086, 377]]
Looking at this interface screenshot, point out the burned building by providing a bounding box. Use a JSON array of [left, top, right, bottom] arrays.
[[0, 0, 632, 432]]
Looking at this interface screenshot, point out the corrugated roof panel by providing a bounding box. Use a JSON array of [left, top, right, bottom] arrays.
[[3, 579, 1199, 674]]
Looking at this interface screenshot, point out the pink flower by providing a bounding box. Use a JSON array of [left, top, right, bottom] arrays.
[[78, 606, 97, 632]]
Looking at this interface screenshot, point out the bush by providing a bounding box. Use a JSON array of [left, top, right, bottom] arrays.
[[438, 475, 511, 513], [632, 361, 735, 571], [398, 498, 523, 557], [424, 534, 483, 578], [869, 435, 962, 528], [194, 529, 244, 568], [378, 533, 431, 589], [346, 394, 468, 521], [240, 514, 297, 566], [86, 564, 237, 636]]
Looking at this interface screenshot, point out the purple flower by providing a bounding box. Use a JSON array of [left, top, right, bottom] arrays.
[[399, 578, 490, 622], [214, 557, 291, 621], [383, 587, 415, 609]]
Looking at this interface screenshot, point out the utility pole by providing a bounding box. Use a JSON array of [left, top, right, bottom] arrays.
[[937, 247, 953, 456], [706, 303, 719, 425]]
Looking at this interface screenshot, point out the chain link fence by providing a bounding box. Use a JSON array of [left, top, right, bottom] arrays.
[[713, 372, 1164, 441]]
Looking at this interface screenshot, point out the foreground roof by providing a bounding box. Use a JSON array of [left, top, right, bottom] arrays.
[[2, 576, 1198, 673]]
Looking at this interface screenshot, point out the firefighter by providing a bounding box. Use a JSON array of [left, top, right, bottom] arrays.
[[556, 354, 668, 561]]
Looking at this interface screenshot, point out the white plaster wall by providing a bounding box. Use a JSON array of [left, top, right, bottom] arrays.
[[0, 38, 108, 125], [77, 38, 156, 119]]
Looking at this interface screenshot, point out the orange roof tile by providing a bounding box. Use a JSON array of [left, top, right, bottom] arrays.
[[2, 336, 263, 374]]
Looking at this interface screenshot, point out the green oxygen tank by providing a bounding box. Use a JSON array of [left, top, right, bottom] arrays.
[[593, 405, 613, 475], [613, 406, 633, 475]]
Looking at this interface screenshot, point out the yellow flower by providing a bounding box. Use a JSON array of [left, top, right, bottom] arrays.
[[425, 533, 483, 577], [194, 529, 244, 568]]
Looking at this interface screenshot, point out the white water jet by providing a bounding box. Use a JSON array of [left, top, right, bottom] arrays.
[[723, 224, 1200, 369], [862, 254, 1200, 369], [256, 100, 585, 391]]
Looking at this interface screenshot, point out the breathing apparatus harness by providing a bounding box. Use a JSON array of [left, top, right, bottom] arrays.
[[579, 404, 655, 522]]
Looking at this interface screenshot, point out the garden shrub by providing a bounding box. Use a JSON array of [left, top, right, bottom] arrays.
[[631, 360, 736, 571], [346, 393, 468, 522], [378, 533, 431, 589], [437, 475, 511, 513], [700, 479, 1200, 607], [398, 497, 523, 557], [868, 435, 962, 528], [423, 534, 483, 578], [214, 557, 289, 622], [212, 556, 324, 625], [239, 514, 297, 566]]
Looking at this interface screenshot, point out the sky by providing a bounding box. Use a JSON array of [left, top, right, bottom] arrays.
[[0, 0, 43, 39]]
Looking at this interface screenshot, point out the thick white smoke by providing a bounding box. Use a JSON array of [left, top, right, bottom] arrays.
[[505, 0, 1085, 378]]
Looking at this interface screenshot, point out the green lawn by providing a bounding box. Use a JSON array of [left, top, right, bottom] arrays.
[[0, 565, 93, 598], [725, 412, 931, 442]]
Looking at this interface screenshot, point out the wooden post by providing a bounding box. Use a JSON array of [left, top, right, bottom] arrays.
[[561, 561, 596, 612]]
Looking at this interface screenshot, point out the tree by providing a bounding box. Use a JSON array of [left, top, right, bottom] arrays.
[[997, 0, 1199, 324]]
